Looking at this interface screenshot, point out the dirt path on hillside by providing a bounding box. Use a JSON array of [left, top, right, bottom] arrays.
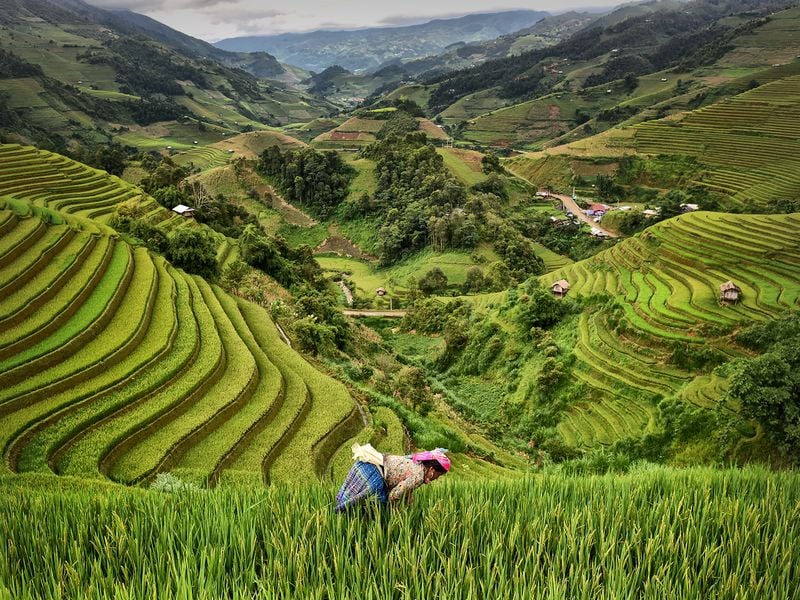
[[343, 309, 406, 318], [237, 168, 317, 227], [338, 280, 354, 307]]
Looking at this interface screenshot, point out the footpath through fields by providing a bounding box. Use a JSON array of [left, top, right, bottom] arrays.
[[343, 309, 406, 318]]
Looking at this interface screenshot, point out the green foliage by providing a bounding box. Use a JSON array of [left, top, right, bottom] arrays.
[[292, 315, 336, 355], [292, 283, 350, 351], [509, 279, 572, 338], [418, 267, 448, 296], [461, 266, 487, 294], [220, 259, 249, 292], [239, 224, 322, 290], [480, 153, 504, 175], [401, 298, 457, 334], [728, 315, 800, 459], [375, 110, 419, 140], [359, 132, 476, 264], [395, 366, 433, 415], [258, 146, 354, 219], [3, 468, 800, 597], [167, 228, 219, 279]]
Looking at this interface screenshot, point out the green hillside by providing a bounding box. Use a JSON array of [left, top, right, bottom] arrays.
[[435, 3, 800, 151], [510, 71, 800, 209], [538, 211, 800, 449], [0, 202, 377, 485], [0, 0, 332, 150]]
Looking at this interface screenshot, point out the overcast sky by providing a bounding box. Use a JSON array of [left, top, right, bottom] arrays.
[[90, 0, 620, 42]]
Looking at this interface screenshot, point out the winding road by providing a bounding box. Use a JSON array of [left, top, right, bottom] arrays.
[[549, 193, 619, 238]]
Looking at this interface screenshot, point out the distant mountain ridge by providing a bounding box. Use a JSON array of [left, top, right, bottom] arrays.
[[214, 10, 550, 73]]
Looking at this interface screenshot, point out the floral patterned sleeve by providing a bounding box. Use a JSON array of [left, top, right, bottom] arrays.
[[383, 455, 425, 502]]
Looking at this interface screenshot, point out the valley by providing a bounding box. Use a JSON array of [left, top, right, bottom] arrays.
[[1, 0, 799, 595]]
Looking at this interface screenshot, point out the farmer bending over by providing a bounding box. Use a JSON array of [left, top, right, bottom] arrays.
[[384, 449, 449, 503], [334, 445, 450, 512]]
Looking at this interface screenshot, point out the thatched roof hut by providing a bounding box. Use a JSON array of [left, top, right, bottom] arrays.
[[720, 281, 741, 304], [551, 279, 570, 298]]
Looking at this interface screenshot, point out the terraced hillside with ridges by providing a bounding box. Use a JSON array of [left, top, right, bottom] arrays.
[[0, 144, 242, 271], [631, 76, 800, 207], [541, 211, 800, 447], [0, 205, 367, 485], [0, 144, 166, 228]]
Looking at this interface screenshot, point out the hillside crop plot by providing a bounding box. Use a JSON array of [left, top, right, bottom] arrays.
[[1, 468, 799, 598], [0, 145, 383, 486], [539, 211, 800, 447]]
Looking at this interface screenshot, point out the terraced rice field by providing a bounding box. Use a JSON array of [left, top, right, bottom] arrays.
[[0, 205, 378, 485], [0, 144, 240, 270], [172, 146, 231, 170], [541, 212, 800, 447], [632, 76, 800, 207], [0, 144, 161, 226]]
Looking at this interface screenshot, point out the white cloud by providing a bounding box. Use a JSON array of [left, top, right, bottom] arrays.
[[87, 0, 619, 41]]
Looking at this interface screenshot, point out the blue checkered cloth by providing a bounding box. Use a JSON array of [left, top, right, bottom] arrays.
[[334, 461, 388, 512]]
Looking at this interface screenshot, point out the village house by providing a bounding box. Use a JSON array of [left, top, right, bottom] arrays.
[[719, 281, 741, 304], [171, 204, 195, 219], [551, 279, 570, 298]]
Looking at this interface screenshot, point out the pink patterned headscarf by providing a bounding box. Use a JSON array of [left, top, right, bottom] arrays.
[[411, 448, 451, 472]]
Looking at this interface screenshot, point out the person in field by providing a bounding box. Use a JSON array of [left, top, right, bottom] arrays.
[[334, 444, 450, 512]]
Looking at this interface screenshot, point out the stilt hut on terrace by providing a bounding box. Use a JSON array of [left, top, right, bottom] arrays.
[[720, 281, 741, 304], [551, 279, 570, 298]]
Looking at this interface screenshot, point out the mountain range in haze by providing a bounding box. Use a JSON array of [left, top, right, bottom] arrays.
[[214, 10, 552, 72]]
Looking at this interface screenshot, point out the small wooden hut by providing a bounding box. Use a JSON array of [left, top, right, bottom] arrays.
[[375, 287, 387, 296], [719, 281, 741, 304], [551, 279, 570, 299], [171, 204, 195, 219]]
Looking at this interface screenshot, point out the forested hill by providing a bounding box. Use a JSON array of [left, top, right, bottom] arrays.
[[214, 10, 550, 73], [424, 0, 793, 110]]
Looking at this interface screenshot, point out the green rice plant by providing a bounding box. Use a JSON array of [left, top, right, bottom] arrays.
[[175, 286, 283, 485], [9, 257, 177, 474], [0, 234, 110, 351], [111, 278, 258, 484], [225, 300, 311, 482], [6, 466, 796, 598], [0, 247, 155, 406], [0, 233, 98, 328], [0, 216, 46, 263], [47, 267, 198, 478], [100, 275, 226, 483], [0, 241, 130, 375], [0, 224, 74, 290], [263, 317, 358, 481]]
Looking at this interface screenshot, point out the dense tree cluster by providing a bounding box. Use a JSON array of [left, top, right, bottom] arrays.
[[729, 315, 800, 460], [258, 146, 354, 219], [375, 110, 419, 139], [355, 132, 478, 264]]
